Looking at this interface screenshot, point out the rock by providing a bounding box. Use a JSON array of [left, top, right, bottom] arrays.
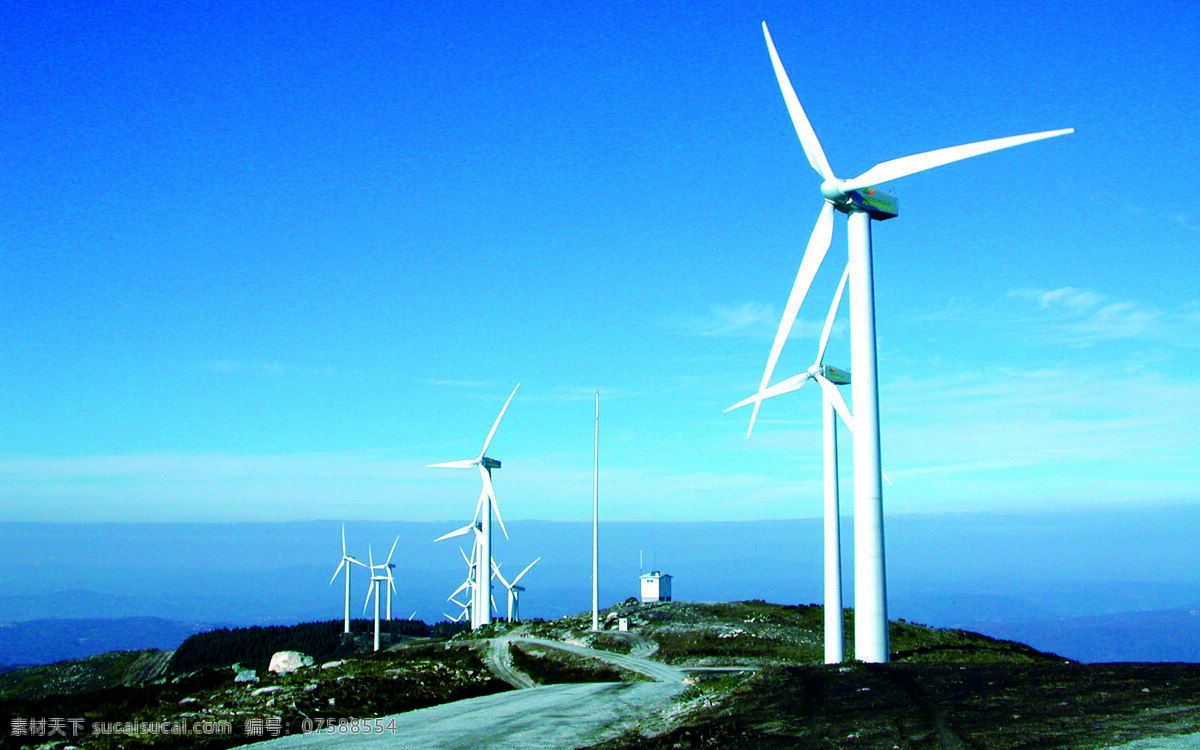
[[268, 651, 314, 674], [320, 660, 345, 670], [251, 685, 283, 696], [234, 669, 259, 683]]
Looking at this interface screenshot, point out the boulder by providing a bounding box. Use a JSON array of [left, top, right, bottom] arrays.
[[234, 669, 259, 683], [268, 651, 314, 674]]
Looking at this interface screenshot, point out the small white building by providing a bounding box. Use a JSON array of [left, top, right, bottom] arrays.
[[639, 571, 672, 603]]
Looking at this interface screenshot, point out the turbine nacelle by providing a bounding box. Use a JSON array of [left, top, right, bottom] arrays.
[[820, 185, 899, 220]]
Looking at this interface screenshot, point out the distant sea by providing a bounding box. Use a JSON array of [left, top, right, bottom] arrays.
[[2, 504, 1198, 664]]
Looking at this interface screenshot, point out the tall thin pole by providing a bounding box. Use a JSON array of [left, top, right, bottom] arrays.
[[847, 209, 889, 663], [822, 396, 843, 664], [591, 389, 600, 632]]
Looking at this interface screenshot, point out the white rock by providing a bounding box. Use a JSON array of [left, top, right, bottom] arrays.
[[268, 651, 314, 674], [320, 660, 345, 670], [234, 669, 259, 683], [251, 685, 283, 696]]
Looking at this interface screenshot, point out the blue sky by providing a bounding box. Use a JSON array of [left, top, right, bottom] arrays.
[[2, 1, 1197, 524]]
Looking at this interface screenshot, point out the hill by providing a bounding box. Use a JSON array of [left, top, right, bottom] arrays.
[[2, 602, 1199, 749]]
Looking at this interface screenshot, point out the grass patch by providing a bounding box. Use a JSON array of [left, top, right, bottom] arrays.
[[508, 644, 629, 685]]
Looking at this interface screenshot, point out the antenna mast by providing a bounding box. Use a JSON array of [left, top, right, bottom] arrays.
[[592, 389, 600, 632]]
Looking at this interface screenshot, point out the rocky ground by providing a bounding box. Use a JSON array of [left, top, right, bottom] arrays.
[[592, 661, 1200, 749]]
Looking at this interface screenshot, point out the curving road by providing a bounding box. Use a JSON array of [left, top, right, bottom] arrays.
[[241, 637, 687, 749]]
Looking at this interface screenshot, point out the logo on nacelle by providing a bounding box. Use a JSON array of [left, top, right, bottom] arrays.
[[823, 366, 851, 385]]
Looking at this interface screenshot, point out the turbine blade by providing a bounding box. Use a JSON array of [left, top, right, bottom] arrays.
[[762, 22, 834, 182], [815, 263, 850, 366], [748, 200, 834, 437], [478, 383, 520, 460], [428, 459, 476, 469], [329, 559, 345, 586], [363, 582, 374, 614], [385, 536, 399, 565], [512, 556, 541, 586], [435, 524, 473, 544], [450, 581, 469, 599], [482, 467, 509, 540], [472, 487, 486, 526], [883, 470, 893, 486], [840, 128, 1074, 192], [726, 372, 812, 413], [816, 375, 854, 432], [492, 560, 511, 588], [341, 524, 347, 557], [347, 556, 367, 568]]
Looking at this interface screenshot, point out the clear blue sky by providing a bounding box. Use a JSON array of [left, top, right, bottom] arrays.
[[2, 1, 1197, 523]]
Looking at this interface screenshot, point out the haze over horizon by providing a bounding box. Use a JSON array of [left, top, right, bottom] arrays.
[[2, 2, 1197, 532]]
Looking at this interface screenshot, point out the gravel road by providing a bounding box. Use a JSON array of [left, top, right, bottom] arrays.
[[240, 636, 688, 749], [241, 681, 684, 749]]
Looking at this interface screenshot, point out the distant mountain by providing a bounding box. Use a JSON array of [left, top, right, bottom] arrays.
[[2, 506, 1199, 663], [0, 617, 215, 666]]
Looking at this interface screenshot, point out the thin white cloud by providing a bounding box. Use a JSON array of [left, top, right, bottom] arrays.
[[667, 302, 827, 340], [204, 360, 331, 376], [420, 379, 495, 389], [1007, 287, 1166, 345], [1172, 212, 1200, 233]]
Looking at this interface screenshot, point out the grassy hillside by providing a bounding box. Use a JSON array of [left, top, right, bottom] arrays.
[[521, 599, 1061, 666]]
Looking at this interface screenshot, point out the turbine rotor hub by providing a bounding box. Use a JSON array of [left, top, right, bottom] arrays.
[[819, 180, 848, 202]]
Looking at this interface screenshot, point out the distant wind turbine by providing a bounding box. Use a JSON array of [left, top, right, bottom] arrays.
[[727, 264, 853, 663], [362, 538, 399, 652], [430, 384, 519, 629], [734, 22, 1073, 663], [328, 524, 367, 635], [493, 557, 541, 623]]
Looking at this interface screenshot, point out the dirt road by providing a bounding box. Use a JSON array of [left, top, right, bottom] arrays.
[[241, 636, 687, 749]]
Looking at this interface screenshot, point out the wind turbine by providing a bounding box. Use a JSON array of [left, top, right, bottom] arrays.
[[446, 542, 479, 626], [328, 524, 367, 635], [493, 557, 541, 623], [362, 538, 399, 652], [727, 264, 853, 663], [738, 22, 1073, 663], [430, 383, 519, 628]]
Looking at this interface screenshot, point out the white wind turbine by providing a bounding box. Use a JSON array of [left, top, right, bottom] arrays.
[[493, 557, 541, 623], [430, 384, 519, 629], [739, 22, 1073, 663], [362, 538, 399, 652], [445, 543, 478, 626], [328, 524, 367, 635], [727, 264, 853, 663]]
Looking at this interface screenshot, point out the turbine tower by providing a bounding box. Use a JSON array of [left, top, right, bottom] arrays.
[[738, 23, 1073, 663], [329, 524, 367, 635], [362, 538, 399, 652], [727, 264, 854, 663], [493, 557, 541, 622], [430, 383, 519, 629]]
